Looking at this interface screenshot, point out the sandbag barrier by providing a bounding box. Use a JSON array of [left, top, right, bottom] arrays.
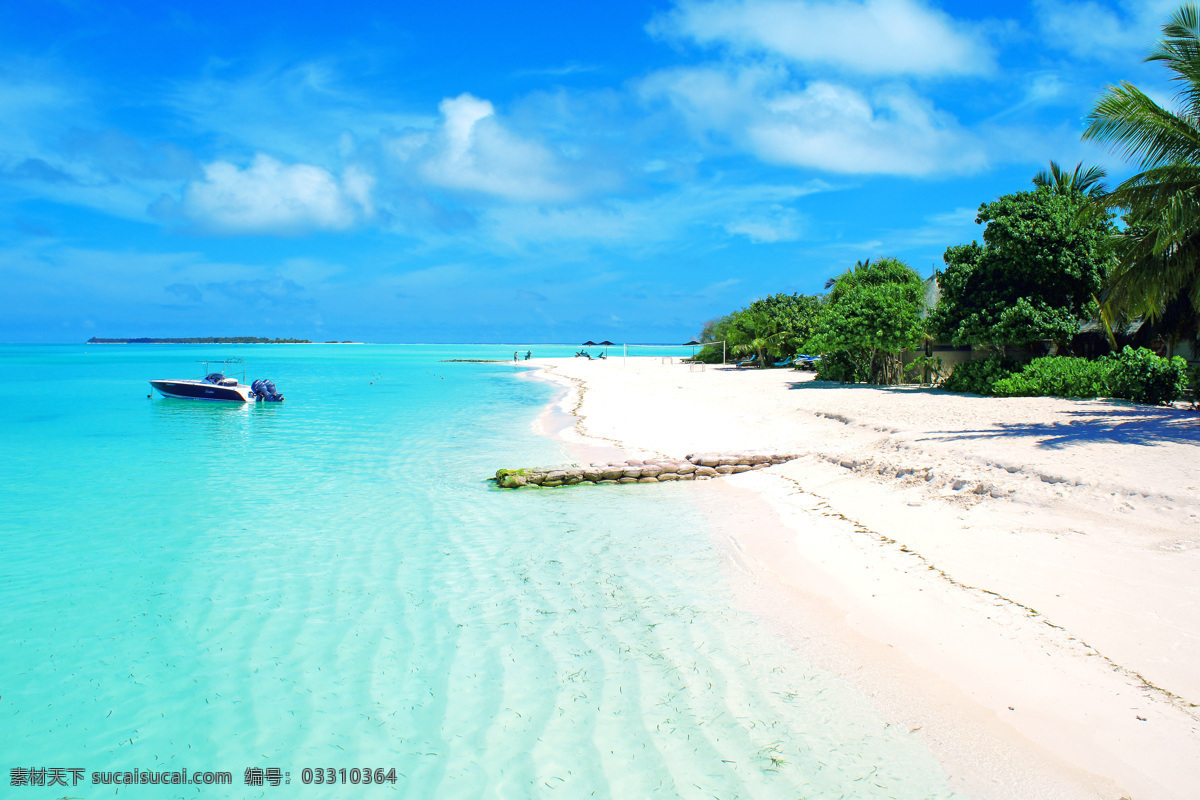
[[494, 453, 798, 488]]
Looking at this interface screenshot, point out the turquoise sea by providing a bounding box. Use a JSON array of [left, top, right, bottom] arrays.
[[0, 344, 957, 799]]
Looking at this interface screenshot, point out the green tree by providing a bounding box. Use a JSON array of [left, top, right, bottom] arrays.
[[1083, 3, 1200, 342], [750, 293, 825, 358], [695, 314, 738, 363], [728, 307, 789, 365], [696, 293, 824, 365], [929, 185, 1114, 354], [809, 257, 926, 384]]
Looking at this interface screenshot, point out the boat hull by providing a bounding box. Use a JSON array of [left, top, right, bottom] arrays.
[[150, 380, 251, 402]]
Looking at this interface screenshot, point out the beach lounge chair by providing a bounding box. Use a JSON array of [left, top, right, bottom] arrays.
[[734, 355, 759, 369], [793, 355, 821, 371], [771, 357, 793, 368]]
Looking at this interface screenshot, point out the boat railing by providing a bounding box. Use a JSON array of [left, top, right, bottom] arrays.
[[198, 358, 247, 383]]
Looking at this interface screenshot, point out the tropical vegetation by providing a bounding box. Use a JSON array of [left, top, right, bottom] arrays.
[[85, 336, 313, 344], [940, 348, 1187, 405], [689, 5, 1200, 405], [807, 258, 926, 384], [695, 293, 823, 365], [938, 357, 1019, 395], [929, 182, 1115, 354], [1084, 3, 1200, 353]]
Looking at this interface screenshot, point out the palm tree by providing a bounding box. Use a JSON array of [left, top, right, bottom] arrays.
[[1032, 161, 1108, 197], [728, 307, 787, 367], [826, 259, 870, 290], [1083, 3, 1200, 339], [731, 331, 787, 366]]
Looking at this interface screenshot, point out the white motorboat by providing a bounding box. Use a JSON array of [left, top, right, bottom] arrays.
[[150, 359, 283, 402]]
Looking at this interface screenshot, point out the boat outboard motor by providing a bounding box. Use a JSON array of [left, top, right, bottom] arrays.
[[251, 378, 284, 402]]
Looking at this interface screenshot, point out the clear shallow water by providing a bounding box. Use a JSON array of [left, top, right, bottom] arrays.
[[0, 344, 956, 799]]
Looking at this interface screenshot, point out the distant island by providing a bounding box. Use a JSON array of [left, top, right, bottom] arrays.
[[87, 336, 313, 344]]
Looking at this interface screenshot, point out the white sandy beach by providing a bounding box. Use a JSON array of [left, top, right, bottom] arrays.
[[529, 356, 1200, 800]]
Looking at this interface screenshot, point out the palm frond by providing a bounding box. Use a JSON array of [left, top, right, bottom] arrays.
[[1033, 160, 1108, 197], [1147, 3, 1200, 115], [1084, 82, 1200, 169], [1088, 7, 1200, 329], [1093, 293, 1119, 350]]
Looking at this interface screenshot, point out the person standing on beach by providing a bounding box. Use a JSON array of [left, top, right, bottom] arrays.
[[513, 351, 518, 361], [525, 351, 531, 360]]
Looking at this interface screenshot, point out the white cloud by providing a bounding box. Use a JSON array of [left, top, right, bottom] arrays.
[[0, 76, 78, 155], [927, 206, 977, 226], [168, 61, 430, 165], [481, 180, 828, 251], [0, 63, 206, 222], [418, 93, 575, 202], [982, 72, 1076, 124], [649, 0, 993, 76], [724, 207, 803, 242], [641, 66, 985, 176], [341, 165, 375, 217], [180, 154, 372, 234], [892, 205, 982, 248], [1034, 0, 1177, 60], [512, 62, 601, 78], [1023, 73, 1069, 105]]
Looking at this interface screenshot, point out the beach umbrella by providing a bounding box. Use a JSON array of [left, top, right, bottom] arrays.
[[599, 340, 615, 356], [685, 338, 701, 357], [582, 340, 597, 347]]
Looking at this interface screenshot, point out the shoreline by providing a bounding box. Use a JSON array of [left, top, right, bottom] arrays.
[[523, 357, 1200, 800]]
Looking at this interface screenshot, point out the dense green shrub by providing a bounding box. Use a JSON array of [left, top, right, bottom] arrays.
[[1106, 346, 1188, 405], [944, 348, 1187, 404], [814, 350, 866, 382], [992, 357, 1111, 398], [940, 357, 1018, 395]]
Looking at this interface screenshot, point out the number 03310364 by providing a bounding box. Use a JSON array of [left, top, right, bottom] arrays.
[[300, 768, 398, 785]]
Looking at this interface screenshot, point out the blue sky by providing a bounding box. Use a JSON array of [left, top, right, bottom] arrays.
[[0, 0, 1183, 343]]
